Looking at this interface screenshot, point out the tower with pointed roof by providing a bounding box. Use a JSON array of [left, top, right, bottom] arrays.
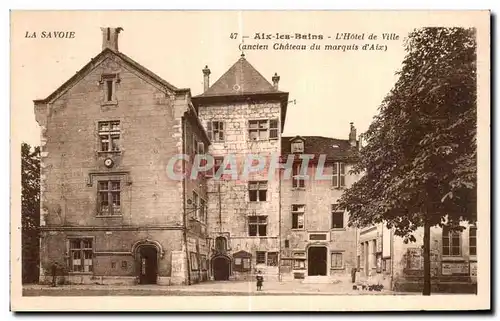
[[192, 55, 288, 281]]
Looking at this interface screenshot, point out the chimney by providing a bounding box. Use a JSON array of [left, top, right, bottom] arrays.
[[101, 27, 123, 51], [202, 65, 211, 92], [272, 72, 280, 90], [349, 122, 357, 147]]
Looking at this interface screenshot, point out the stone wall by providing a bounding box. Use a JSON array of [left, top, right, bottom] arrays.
[[197, 101, 282, 279]]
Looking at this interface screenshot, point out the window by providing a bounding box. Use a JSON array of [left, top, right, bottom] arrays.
[[197, 141, 205, 155], [331, 205, 344, 229], [269, 119, 279, 139], [292, 163, 305, 188], [207, 121, 225, 142], [192, 135, 198, 155], [215, 237, 227, 253], [98, 121, 120, 152], [293, 259, 306, 270], [331, 252, 343, 269], [98, 180, 121, 216], [248, 119, 279, 141], [284, 240, 290, 248], [69, 238, 93, 272], [249, 181, 267, 202], [469, 227, 477, 256], [267, 252, 278, 266], [249, 216, 267, 236], [208, 156, 224, 178], [192, 191, 199, 219], [101, 74, 118, 103], [234, 251, 252, 272], [291, 140, 304, 153], [442, 227, 461, 256], [332, 162, 346, 188], [256, 251, 266, 264], [199, 198, 206, 222], [292, 204, 305, 229]]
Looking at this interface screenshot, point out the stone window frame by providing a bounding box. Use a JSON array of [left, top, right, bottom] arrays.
[[256, 251, 266, 265], [267, 252, 279, 266], [67, 236, 95, 274], [206, 156, 224, 178], [248, 118, 279, 141], [206, 121, 225, 142], [97, 120, 121, 153], [100, 73, 120, 106], [291, 204, 305, 230], [192, 191, 200, 220], [248, 215, 268, 237], [248, 181, 268, 202], [292, 251, 306, 270], [331, 204, 345, 230], [330, 252, 344, 269], [97, 179, 122, 217]]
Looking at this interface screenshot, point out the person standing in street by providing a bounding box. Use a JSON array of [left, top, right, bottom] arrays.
[[256, 270, 264, 291]]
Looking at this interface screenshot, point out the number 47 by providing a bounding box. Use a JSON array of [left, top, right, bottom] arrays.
[[230, 33, 238, 39]]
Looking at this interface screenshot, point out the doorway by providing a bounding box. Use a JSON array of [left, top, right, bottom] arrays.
[[138, 245, 158, 284], [212, 256, 230, 280], [308, 246, 327, 276]]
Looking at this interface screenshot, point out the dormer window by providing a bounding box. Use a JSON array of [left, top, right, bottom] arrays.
[[291, 140, 304, 153]]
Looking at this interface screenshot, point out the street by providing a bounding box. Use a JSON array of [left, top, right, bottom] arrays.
[[23, 280, 405, 296]]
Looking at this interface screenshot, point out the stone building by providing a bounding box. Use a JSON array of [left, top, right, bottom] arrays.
[[192, 54, 289, 281], [279, 133, 360, 282], [357, 223, 477, 293], [34, 27, 363, 285], [34, 27, 210, 285]]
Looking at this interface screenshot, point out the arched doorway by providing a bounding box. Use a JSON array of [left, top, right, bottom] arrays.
[[308, 246, 327, 276], [212, 256, 231, 281], [137, 245, 158, 284]]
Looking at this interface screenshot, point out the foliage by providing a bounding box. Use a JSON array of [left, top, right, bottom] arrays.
[[22, 142, 40, 231], [338, 27, 477, 241], [21, 142, 41, 283]]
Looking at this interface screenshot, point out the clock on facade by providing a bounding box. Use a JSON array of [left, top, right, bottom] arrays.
[[104, 158, 114, 168]]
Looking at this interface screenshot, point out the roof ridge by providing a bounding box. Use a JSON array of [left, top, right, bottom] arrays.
[[198, 55, 278, 97], [34, 48, 182, 104]]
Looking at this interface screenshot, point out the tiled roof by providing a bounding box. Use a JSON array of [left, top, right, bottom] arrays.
[[197, 54, 282, 97], [281, 136, 358, 161]]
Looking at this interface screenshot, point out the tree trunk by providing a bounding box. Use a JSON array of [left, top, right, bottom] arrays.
[[423, 217, 431, 295]]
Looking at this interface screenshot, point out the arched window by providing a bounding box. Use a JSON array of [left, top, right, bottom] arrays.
[[215, 237, 227, 253]]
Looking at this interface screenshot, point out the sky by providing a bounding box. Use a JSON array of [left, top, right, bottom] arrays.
[[10, 11, 483, 146]]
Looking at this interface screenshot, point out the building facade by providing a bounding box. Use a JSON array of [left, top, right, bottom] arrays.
[[34, 28, 363, 285], [192, 55, 289, 281], [357, 223, 477, 292], [34, 28, 476, 291], [35, 27, 210, 285], [279, 135, 360, 282]]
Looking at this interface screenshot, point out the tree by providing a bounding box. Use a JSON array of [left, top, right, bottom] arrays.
[[21, 142, 40, 284], [338, 27, 477, 295]]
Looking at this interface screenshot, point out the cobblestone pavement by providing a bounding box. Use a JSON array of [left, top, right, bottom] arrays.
[[23, 280, 407, 296]]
